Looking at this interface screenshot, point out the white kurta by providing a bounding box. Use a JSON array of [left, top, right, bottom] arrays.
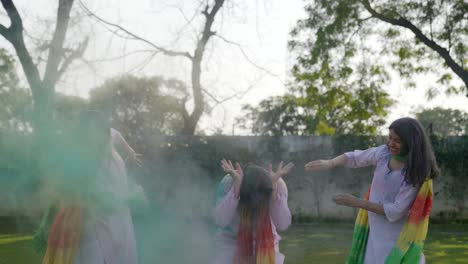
[[74, 129, 137, 264], [344, 145, 425, 264]]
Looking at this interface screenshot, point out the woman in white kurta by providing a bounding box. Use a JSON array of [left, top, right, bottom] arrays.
[[305, 117, 440, 263], [73, 111, 141, 264]]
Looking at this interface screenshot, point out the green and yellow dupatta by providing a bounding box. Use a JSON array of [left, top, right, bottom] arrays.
[[347, 180, 433, 264]]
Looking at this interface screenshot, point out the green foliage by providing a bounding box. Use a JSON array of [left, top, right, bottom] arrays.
[[0, 49, 32, 131], [238, 85, 393, 136], [431, 135, 468, 204], [238, 96, 307, 136], [290, 0, 468, 98], [240, 0, 426, 136], [0, 49, 85, 134], [416, 107, 468, 136], [89, 75, 187, 148]]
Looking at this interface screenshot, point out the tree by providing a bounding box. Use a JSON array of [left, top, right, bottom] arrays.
[[81, 0, 226, 135], [0, 48, 31, 131], [416, 107, 468, 136], [88, 75, 186, 148], [0, 0, 87, 137], [0, 48, 90, 134], [289, 0, 468, 99], [238, 83, 393, 136]]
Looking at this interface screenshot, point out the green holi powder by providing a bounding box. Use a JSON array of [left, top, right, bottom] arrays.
[[391, 144, 408, 163]]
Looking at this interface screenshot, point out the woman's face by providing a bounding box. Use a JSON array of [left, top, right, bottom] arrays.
[[387, 128, 402, 155]]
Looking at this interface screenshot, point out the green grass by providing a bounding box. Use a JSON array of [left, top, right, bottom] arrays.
[[280, 223, 468, 264], [0, 234, 41, 264], [1, 223, 468, 263]]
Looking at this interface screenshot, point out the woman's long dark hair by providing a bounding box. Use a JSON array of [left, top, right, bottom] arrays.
[[239, 165, 273, 209], [236, 164, 275, 264], [389, 117, 441, 186]]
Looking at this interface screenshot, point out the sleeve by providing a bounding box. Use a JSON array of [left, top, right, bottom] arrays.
[[213, 175, 239, 228], [111, 128, 135, 158], [343, 145, 387, 168], [383, 182, 419, 222], [269, 179, 291, 231], [110, 128, 121, 146]]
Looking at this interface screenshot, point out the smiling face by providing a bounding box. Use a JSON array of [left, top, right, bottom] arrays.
[[387, 128, 403, 155]]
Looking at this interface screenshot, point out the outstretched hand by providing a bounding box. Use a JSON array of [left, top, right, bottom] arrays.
[[127, 151, 143, 167], [268, 161, 295, 183], [332, 193, 361, 208], [221, 159, 243, 197], [304, 159, 333, 171], [221, 159, 243, 181]]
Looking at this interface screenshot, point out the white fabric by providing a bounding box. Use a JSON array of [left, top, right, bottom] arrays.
[[74, 130, 137, 264], [345, 145, 425, 264]]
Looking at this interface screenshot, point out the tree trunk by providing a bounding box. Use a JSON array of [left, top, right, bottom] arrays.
[[32, 84, 55, 139]]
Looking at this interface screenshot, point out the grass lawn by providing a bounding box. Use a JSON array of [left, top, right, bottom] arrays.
[[1, 223, 468, 263], [281, 223, 468, 263], [0, 234, 41, 264]]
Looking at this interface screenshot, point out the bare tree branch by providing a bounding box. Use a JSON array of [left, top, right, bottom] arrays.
[[214, 34, 283, 82], [0, 24, 9, 38], [201, 87, 222, 104], [0, 0, 42, 98], [169, 3, 202, 43], [206, 81, 257, 108], [1, 0, 88, 135], [85, 49, 156, 63], [185, 0, 225, 134], [1, 0, 23, 32], [360, 0, 468, 92], [127, 51, 159, 74], [79, 0, 230, 134], [56, 37, 89, 81], [78, 0, 192, 59], [44, 0, 76, 87]]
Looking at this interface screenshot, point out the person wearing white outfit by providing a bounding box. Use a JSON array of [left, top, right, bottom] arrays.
[[73, 110, 143, 264]]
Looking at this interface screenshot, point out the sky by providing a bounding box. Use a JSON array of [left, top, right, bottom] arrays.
[[1, 0, 467, 135]]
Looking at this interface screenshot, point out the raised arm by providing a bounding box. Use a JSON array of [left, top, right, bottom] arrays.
[[111, 128, 141, 166], [305, 154, 348, 171], [214, 159, 244, 227], [305, 145, 386, 171], [213, 175, 239, 228], [268, 161, 294, 231], [269, 178, 291, 231], [332, 182, 419, 222]]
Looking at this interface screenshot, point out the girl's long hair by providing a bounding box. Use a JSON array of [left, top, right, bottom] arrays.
[[389, 117, 441, 186], [235, 165, 275, 264]]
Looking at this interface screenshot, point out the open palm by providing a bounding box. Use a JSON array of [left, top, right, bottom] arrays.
[[268, 161, 295, 183], [221, 159, 243, 182]]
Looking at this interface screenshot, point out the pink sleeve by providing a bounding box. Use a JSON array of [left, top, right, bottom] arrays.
[[213, 176, 239, 228], [111, 128, 125, 149], [269, 179, 291, 231], [111, 128, 135, 157]]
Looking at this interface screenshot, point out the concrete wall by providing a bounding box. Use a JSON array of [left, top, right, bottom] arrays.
[[0, 135, 464, 221]]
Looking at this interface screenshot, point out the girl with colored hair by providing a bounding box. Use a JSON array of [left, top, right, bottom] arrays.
[[213, 159, 294, 264], [42, 110, 143, 264], [305, 117, 441, 264]]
